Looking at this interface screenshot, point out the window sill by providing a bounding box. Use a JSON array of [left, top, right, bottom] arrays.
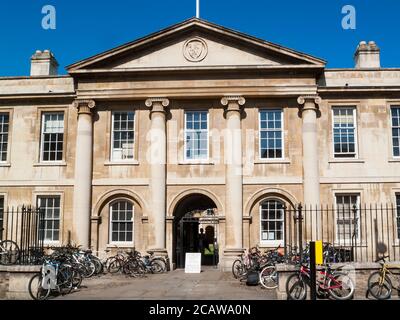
[[106, 243, 135, 249], [328, 159, 365, 164], [104, 160, 139, 166], [43, 241, 61, 247], [332, 241, 366, 247], [255, 159, 291, 164], [0, 163, 11, 167], [178, 161, 214, 165], [33, 162, 67, 167], [388, 158, 400, 163], [259, 241, 284, 247]]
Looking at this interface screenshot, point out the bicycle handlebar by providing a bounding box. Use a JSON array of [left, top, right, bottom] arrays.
[[375, 255, 390, 263]]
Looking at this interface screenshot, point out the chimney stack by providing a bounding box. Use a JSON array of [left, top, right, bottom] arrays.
[[354, 41, 380, 69], [30, 50, 59, 76]]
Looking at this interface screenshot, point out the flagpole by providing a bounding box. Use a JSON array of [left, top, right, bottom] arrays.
[[196, 0, 200, 18]]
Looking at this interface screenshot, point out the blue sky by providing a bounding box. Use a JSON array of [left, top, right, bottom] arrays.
[[0, 0, 399, 76]]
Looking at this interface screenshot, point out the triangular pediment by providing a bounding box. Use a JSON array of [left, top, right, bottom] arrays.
[[67, 18, 325, 73]]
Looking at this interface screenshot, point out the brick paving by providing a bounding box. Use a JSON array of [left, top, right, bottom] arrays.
[[56, 267, 277, 300]]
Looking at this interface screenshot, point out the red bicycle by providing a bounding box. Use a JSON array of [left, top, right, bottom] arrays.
[[286, 263, 355, 300]]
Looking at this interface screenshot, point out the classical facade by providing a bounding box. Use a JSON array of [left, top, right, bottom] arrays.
[[0, 18, 399, 270]]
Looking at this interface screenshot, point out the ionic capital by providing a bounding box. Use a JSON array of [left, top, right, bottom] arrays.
[[73, 99, 96, 115], [221, 96, 246, 107], [221, 96, 245, 114], [145, 98, 169, 109], [297, 95, 321, 112]]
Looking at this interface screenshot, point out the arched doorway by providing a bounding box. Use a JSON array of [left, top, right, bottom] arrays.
[[173, 194, 219, 268]]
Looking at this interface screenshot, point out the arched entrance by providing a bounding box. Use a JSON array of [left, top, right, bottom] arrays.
[[173, 194, 219, 268]]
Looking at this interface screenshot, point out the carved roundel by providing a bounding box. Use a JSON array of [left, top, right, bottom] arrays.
[[183, 37, 208, 62]]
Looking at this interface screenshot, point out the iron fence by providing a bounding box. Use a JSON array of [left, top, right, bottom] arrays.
[[0, 206, 45, 265], [284, 203, 400, 263]]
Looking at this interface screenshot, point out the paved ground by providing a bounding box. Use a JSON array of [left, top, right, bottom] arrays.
[[56, 267, 276, 300]]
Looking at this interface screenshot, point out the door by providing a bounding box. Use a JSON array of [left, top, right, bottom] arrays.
[[175, 216, 199, 268]]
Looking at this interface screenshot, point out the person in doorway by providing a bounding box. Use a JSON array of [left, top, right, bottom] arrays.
[[198, 228, 208, 255]]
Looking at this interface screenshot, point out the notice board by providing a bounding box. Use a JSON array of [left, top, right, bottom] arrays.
[[185, 253, 201, 273]]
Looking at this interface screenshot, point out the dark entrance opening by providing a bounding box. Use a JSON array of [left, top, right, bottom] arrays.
[[173, 194, 219, 269]]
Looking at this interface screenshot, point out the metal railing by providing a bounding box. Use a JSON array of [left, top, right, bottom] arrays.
[[0, 206, 45, 265], [284, 203, 400, 263]]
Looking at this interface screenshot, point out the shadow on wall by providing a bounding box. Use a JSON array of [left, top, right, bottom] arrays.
[[374, 218, 388, 259]]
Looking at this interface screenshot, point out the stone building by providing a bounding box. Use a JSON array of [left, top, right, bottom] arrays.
[[0, 18, 399, 270]]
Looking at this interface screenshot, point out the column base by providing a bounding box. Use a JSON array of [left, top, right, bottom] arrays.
[[220, 248, 245, 272]]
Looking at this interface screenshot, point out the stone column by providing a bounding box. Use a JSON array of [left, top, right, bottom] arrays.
[[72, 99, 95, 249], [145, 98, 169, 256], [297, 95, 321, 240], [221, 96, 245, 270]]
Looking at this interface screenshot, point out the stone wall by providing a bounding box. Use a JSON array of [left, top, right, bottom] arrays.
[[0, 266, 40, 300]]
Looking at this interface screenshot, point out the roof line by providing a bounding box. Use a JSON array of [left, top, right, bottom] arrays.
[[66, 17, 326, 71]]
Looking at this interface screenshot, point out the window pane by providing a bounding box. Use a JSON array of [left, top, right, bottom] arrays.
[[392, 107, 400, 157], [260, 200, 285, 242], [260, 110, 283, 159], [0, 196, 4, 239], [0, 113, 9, 163], [185, 111, 208, 160], [112, 112, 135, 161], [335, 194, 360, 241], [41, 113, 64, 162], [37, 196, 61, 242], [109, 201, 134, 243], [332, 108, 356, 158]]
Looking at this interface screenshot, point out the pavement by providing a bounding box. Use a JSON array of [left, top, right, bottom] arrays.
[[56, 266, 277, 300]]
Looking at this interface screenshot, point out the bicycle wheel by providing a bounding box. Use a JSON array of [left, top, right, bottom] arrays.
[[89, 256, 103, 275], [136, 260, 147, 277], [0, 240, 20, 265], [58, 265, 73, 295], [367, 271, 392, 300], [108, 258, 122, 274], [150, 260, 164, 274], [122, 259, 136, 276], [103, 257, 114, 273], [28, 273, 50, 300], [328, 272, 354, 300], [71, 269, 83, 289], [232, 259, 245, 279], [286, 273, 307, 300], [83, 261, 96, 278], [151, 258, 167, 272], [259, 265, 278, 289]]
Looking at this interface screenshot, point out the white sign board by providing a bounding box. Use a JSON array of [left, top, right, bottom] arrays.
[[185, 253, 202, 273]]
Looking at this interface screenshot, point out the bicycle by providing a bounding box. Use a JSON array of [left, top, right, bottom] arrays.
[[28, 256, 78, 300], [286, 262, 355, 300], [367, 255, 400, 300], [259, 246, 287, 289], [107, 250, 129, 274], [232, 247, 261, 280], [0, 235, 20, 265], [141, 253, 165, 274]]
